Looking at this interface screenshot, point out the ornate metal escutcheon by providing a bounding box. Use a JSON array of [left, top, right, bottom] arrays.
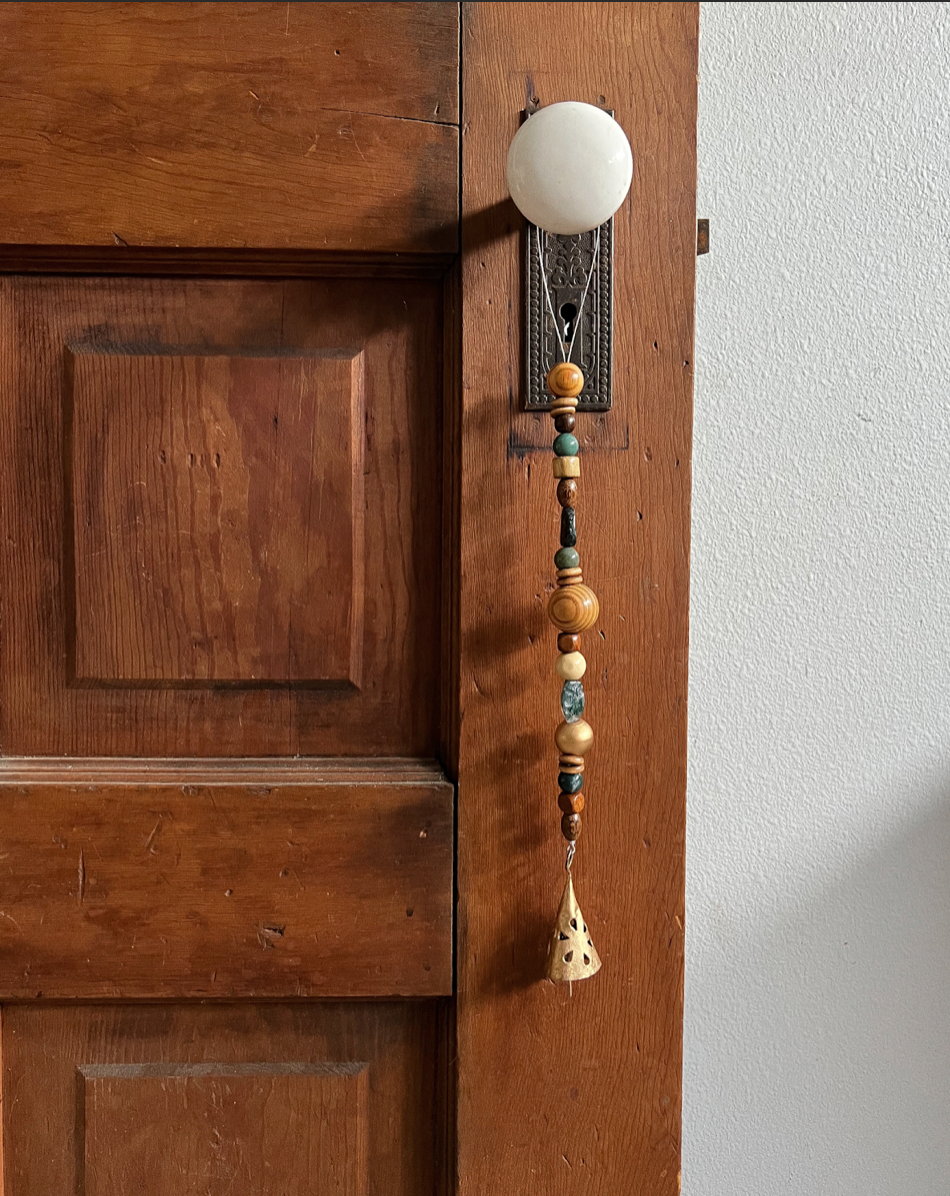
[[524, 218, 614, 412]]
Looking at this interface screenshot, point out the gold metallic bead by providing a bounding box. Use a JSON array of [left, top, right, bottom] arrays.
[[555, 718, 594, 756]]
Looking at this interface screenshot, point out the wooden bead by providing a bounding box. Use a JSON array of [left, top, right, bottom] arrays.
[[552, 456, 580, 479], [555, 718, 594, 755], [557, 761, 584, 775], [558, 753, 584, 769], [557, 791, 585, 815], [546, 362, 585, 398], [557, 633, 580, 653], [555, 651, 586, 680], [556, 479, 577, 508], [554, 412, 576, 433], [561, 812, 583, 841], [557, 569, 583, 586], [548, 584, 599, 633], [549, 399, 579, 418]]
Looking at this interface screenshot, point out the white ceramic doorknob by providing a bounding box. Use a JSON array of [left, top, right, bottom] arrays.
[[506, 101, 633, 235]]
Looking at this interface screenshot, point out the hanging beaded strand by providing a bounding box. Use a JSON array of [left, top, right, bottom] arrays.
[[544, 360, 602, 983]]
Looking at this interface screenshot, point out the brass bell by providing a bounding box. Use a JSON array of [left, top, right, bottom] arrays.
[[545, 875, 602, 983]]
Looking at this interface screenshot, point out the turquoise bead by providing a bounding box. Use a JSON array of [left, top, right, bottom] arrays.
[[553, 433, 579, 457], [561, 680, 585, 722], [554, 546, 579, 570]]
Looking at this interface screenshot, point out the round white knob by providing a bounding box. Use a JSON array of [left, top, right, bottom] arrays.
[[506, 101, 633, 235]]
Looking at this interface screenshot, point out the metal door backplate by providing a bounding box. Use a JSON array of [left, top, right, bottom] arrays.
[[524, 218, 614, 412]]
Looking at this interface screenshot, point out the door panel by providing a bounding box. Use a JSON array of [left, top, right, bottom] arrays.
[[0, 2, 459, 253], [0, 759, 452, 1000], [0, 276, 443, 757], [2, 1002, 441, 1195]]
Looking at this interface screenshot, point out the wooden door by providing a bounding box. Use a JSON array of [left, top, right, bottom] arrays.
[[0, 4, 697, 1194]]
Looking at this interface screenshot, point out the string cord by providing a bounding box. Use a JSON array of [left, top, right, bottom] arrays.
[[537, 225, 602, 367]]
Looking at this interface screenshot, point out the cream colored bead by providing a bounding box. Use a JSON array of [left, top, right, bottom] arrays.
[[552, 456, 580, 479], [555, 651, 587, 681]]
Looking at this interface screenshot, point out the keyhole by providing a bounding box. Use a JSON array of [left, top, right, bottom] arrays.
[[559, 301, 578, 342]]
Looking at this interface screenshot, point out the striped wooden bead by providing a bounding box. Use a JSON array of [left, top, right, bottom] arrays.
[[546, 362, 585, 398], [561, 812, 583, 841], [548, 583, 599, 633], [556, 479, 578, 508]]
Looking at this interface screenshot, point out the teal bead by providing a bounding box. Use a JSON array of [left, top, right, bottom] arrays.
[[558, 771, 584, 794], [553, 433, 579, 457], [554, 546, 579, 570], [561, 680, 585, 722]]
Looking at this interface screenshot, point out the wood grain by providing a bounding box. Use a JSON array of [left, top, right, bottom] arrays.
[[0, 276, 443, 756], [456, 5, 698, 1194], [2, 1002, 439, 1196], [83, 1065, 368, 1195], [0, 758, 453, 1000], [70, 348, 364, 686], [0, 3, 459, 253]]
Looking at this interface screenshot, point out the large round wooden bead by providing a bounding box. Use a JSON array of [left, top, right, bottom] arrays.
[[556, 651, 586, 680], [552, 456, 580, 479], [556, 479, 578, 508], [555, 718, 594, 755], [561, 812, 583, 841], [546, 362, 585, 398], [558, 791, 585, 814], [557, 632, 580, 653], [548, 583, 599, 633]]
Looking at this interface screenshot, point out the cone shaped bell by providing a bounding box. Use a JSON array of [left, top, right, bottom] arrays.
[[545, 874, 602, 983]]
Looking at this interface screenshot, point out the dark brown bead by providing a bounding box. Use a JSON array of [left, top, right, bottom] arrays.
[[558, 791, 586, 815], [554, 412, 576, 434], [558, 633, 580, 653], [556, 478, 577, 508], [560, 812, 583, 841]]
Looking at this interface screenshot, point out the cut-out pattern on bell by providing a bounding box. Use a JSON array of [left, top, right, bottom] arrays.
[[545, 874, 602, 983]]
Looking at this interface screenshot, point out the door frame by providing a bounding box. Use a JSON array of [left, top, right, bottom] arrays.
[[451, 5, 698, 1193]]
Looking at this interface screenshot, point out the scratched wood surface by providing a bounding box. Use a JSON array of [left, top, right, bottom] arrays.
[[0, 3, 459, 252], [0, 275, 443, 756], [0, 759, 452, 1000], [2, 1002, 441, 1196], [455, 5, 698, 1194], [70, 348, 364, 686]]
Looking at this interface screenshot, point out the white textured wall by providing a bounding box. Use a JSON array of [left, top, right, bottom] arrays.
[[686, 4, 950, 1192]]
